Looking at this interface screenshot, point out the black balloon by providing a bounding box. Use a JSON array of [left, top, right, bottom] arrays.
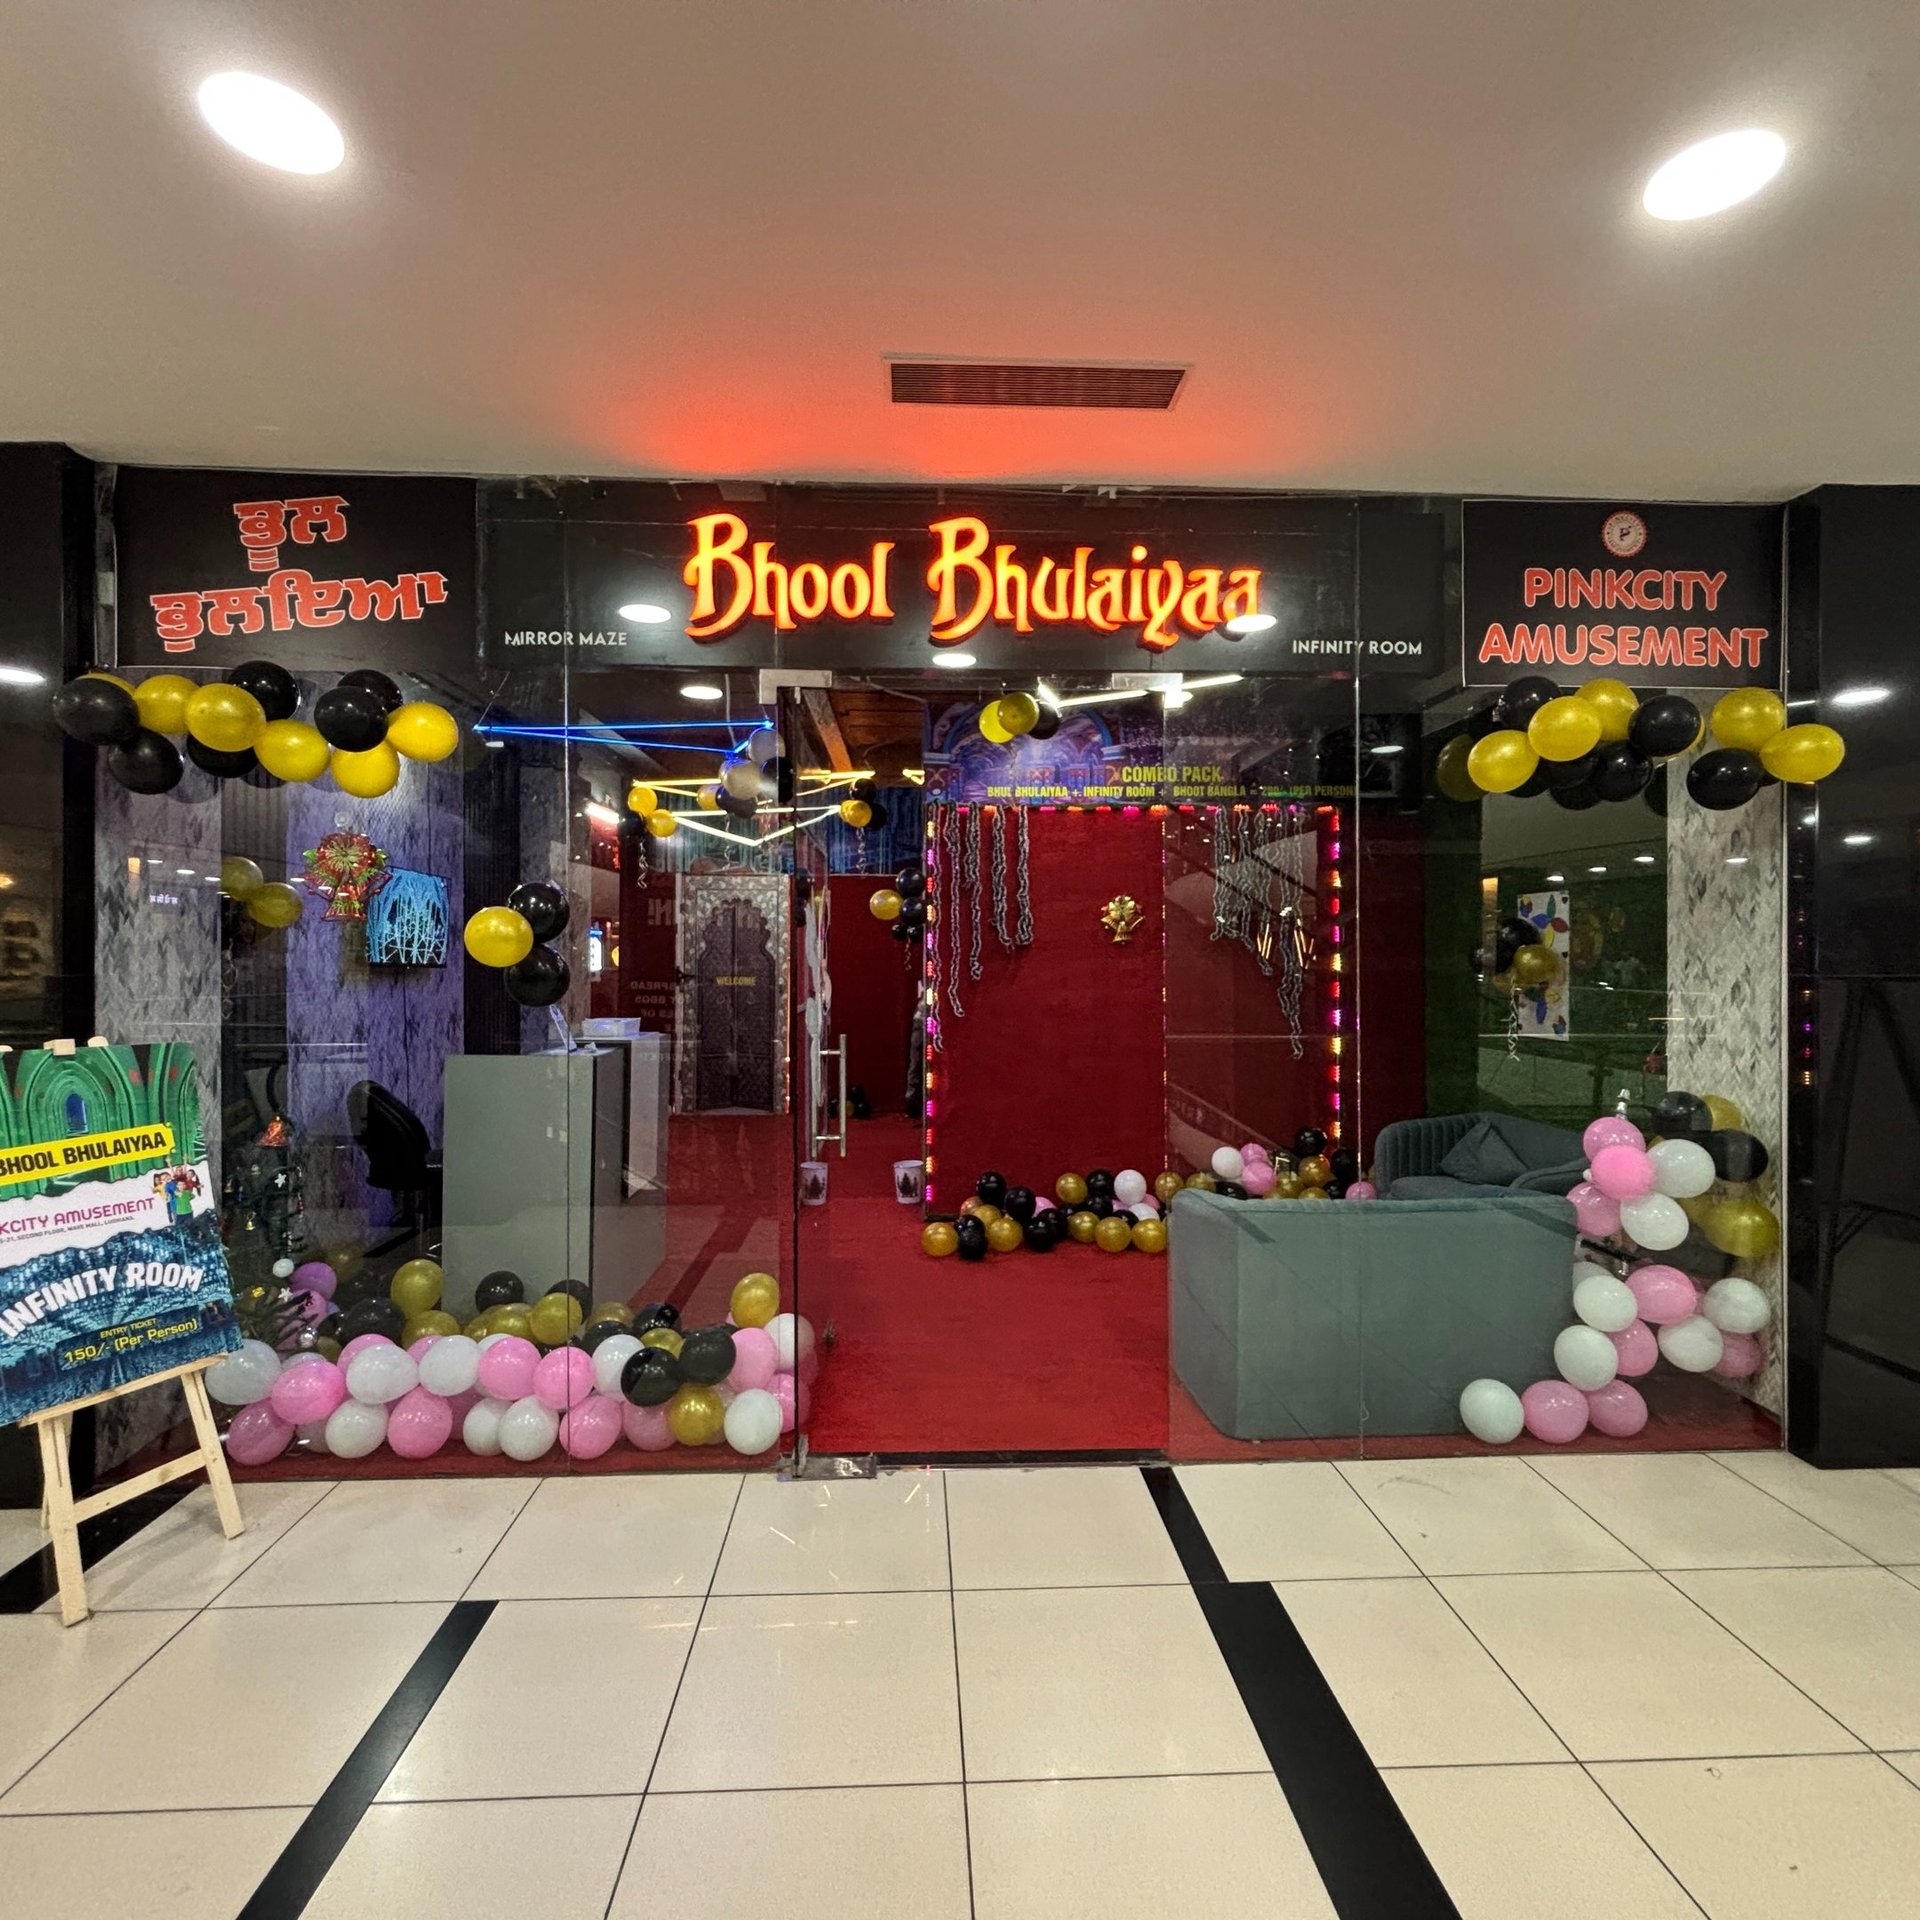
[[315, 1311, 344, 1344], [1628, 693, 1701, 760], [1513, 765, 1553, 799], [1218, 1181, 1248, 1200], [889, 919, 915, 943], [1293, 1128, 1328, 1157], [230, 659, 299, 722], [899, 897, 927, 926], [1706, 1128, 1770, 1183], [107, 729, 184, 794], [52, 676, 140, 746], [546, 1278, 592, 1311], [187, 737, 258, 779], [1330, 1148, 1359, 1180], [866, 803, 890, 830], [579, 1319, 630, 1353], [1550, 781, 1601, 811], [1650, 1090, 1712, 1139], [1003, 1185, 1037, 1225], [1687, 748, 1766, 812], [314, 684, 388, 751], [1500, 916, 1542, 952], [505, 945, 570, 1006], [1085, 1192, 1115, 1218], [506, 879, 569, 942], [1590, 741, 1653, 803], [475, 1269, 525, 1308], [1028, 705, 1063, 741], [850, 778, 877, 801], [767, 757, 797, 804], [338, 669, 404, 715], [342, 1297, 405, 1343], [633, 1300, 679, 1330], [719, 787, 758, 819], [620, 1346, 681, 1406], [1085, 1168, 1116, 1197], [955, 1216, 988, 1262], [1644, 767, 1670, 818], [1022, 1216, 1058, 1253], [677, 1325, 737, 1386], [1540, 748, 1600, 790], [1495, 676, 1559, 729], [1466, 702, 1505, 741], [977, 1172, 1008, 1207], [896, 869, 926, 897]]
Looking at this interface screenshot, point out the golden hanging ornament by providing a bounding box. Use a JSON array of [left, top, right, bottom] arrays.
[[1100, 894, 1145, 944]]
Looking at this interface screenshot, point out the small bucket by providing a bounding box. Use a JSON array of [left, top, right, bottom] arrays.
[[892, 1159, 925, 1204], [800, 1160, 829, 1206]]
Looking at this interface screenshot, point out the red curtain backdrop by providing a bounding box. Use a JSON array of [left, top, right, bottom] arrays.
[[930, 808, 1165, 1205], [827, 874, 920, 1114]]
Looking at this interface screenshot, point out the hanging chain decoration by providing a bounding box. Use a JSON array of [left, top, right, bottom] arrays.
[[937, 803, 962, 1033], [1015, 804, 1034, 947], [990, 804, 1013, 950], [964, 804, 983, 983], [1210, 806, 1312, 1060]]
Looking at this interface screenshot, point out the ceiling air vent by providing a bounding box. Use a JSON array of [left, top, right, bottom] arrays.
[[887, 358, 1186, 410]]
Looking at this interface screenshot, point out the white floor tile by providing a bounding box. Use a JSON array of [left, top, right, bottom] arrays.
[[1435, 1571, 1860, 1762], [0, 1507, 45, 1579], [1337, 1459, 1643, 1575], [1880, 1467, 1920, 1501], [968, 1773, 1336, 1920], [1883, 1750, 1920, 1788], [955, 1584, 1268, 1781], [649, 1590, 961, 1791], [379, 1598, 698, 1801], [1277, 1578, 1568, 1767], [465, 1473, 740, 1600], [305, 1794, 639, 1920], [1892, 1564, 1920, 1594], [212, 1479, 532, 1606], [946, 1467, 1186, 1589], [712, 1469, 948, 1594], [0, 1611, 190, 1798], [1669, 1566, 1920, 1751], [0, 1807, 304, 1919], [1, 1602, 445, 1811], [1176, 1463, 1419, 1581], [614, 1785, 971, 1920], [1386, 1764, 1703, 1920], [1594, 1754, 1920, 1920], [1529, 1454, 1867, 1570], [1712, 1450, 1920, 1564]]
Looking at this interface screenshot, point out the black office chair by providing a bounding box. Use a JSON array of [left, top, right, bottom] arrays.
[[347, 1080, 444, 1239]]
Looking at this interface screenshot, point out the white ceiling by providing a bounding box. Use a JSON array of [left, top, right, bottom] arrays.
[[5, 2, 1918, 499]]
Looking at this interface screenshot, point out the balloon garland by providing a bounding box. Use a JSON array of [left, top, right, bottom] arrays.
[[868, 863, 927, 943], [463, 880, 572, 1006]]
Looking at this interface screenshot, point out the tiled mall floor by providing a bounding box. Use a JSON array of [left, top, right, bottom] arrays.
[[4, 1451, 1920, 1916]]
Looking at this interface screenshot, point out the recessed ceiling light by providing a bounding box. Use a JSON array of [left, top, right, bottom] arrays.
[[1843, 831, 1876, 847], [1831, 685, 1890, 709], [681, 683, 724, 702], [1588, 864, 1607, 874], [1633, 854, 1656, 864], [196, 72, 345, 175], [1642, 129, 1785, 221], [1161, 688, 1193, 710], [1223, 613, 1277, 635], [618, 602, 672, 625], [0, 665, 47, 687], [1725, 854, 1749, 866], [1546, 872, 1566, 883], [929, 652, 977, 669], [1370, 743, 1405, 756]]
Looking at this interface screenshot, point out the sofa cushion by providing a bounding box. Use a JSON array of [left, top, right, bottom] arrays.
[[1438, 1120, 1530, 1187], [1387, 1173, 1516, 1200]]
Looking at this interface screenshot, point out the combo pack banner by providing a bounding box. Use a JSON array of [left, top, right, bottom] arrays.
[[1463, 500, 1783, 690], [0, 1044, 238, 1425]]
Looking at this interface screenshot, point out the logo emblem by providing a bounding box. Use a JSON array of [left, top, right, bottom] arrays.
[[1601, 510, 1648, 558]]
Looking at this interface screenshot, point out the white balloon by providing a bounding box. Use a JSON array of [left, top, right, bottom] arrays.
[[591, 1333, 644, 1398], [1658, 1315, 1725, 1373], [746, 727, 781, 767], [1128, 1200, 1160, 1223], [206, 1339, 283, 1407], [723, 1387, 783, 1456], [417, 1334, 480, 1397], [477, 1333, 509, 1351], [295, 1418, 332, 1454], [462, 1396, 512, 1456], [722, 758, 761, 799], [325, 1398, 388, 1458], [271, 1257, 297, 1279], [1459, 1378, 1525, 1445], [499, 1395, 558, 1461], [1572, 1272, 1639, 1334], [1648, 1137, 1716, 1199], [1554, 1323, 1621, 1391], [1210, 1146, 1245, 1183], [1113, 1169, 1148, 1207], [1702, 1276, 1771, 1335], [346, 1345, 418, 1406], [1619, 1191, 1688, 1251], [768, 1312, 816, 1372]]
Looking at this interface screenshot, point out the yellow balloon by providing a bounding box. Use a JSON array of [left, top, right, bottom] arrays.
[[464, 905, 534, 968], [986, 1215, 1024, 1253], [730, 1272, 780, 1328], [528, 1292, 582, 1347], [1434, 735, 1481, 804], [838, 799, 872, 827], [1527, 696, 1603, 763], [402, 1310, 460, 1344], [84, 670, 134, 692], [1153, 1172, 1185, 1205], [967, 1203, 1002, 1227], [1578, 678, 1639, 743], [697, 784, 722, 810], [219, 855, 264, 899], [639, 1325, 684, 1356], [995, 693, 1040, 738], [1094, 1215, 1133, 1253], [133, 674, 197, 735], [868, 889, 903, 921], [1703, 1197, 1780, 1261], [1067, 1210, 1099, 1244], [1467, 729, 1538, 794], [1710, 687, 1788, 751], [256, 719, 331, 782], [464, 1312, 496, 1339], [921, 1221, 959, 1257], [1132, 1217, 1168, 1254], [667, 1383, 727, 1446], [979, 705, 1013, 745], [1759, 722, 1845, 784], [389, 1258, 443, 1315], [627, 782, 659, 816], [185, 682, 266, 753], [386, 701, 460, 763], [246, 881, 304, 929], [1055, 1172, 1088, 1206], [1511, 944, 1562, 988], [492, 1304, 535, 1341], [646, 810, 679, 839], [586, 1302, 635, 1331], [1184, 1172, 1218, 1192], [331, 741, 402, 798], [1702, 1094, 1745, 1130]]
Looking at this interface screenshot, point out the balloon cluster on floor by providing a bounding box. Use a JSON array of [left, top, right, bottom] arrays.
[[208, 1260, 817, 1463], [1438, 677, 1844, 814], [52, 665, 459, 798], [868, 864, 927, 943], [1197, 1131, 1371, 1201], [463, 880, 572, 1006], [920, 1168, 1173, 1260]]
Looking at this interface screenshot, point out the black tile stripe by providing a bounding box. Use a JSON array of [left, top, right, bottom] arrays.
[[1141, 1466, 1460, 1920], [0, 1481, 200, 1614], [237, 1599, 497, 1920]]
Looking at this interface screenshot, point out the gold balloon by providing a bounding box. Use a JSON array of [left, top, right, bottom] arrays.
[[1094, 1215, 1133, 1253], [386, 701, 460, 762], [219, 855, 265, 899], [331, 741, 402, 798], [256, 719, 331, 782], [402, 1310, 461, 1344], [493, 1304, 535, 1341], [464, 1312, 496, 1338], [246, 881, 304, 929], [1511, 944, 1563, 988], [1055, 1172, 1089, 1207], [1527, 696, 1602, 763], [529, 1291, 582, 1347], [995, 693, 1040, 737], [646, 810, 679, 838], [1578, 678, 1638, 742], [85, 670, 134, 692], [838, 798, 872, 827], [978, 705, 1013, 745], [986, 1215, 1024, 1253], [1184, 1172, 1218, 1192], [1759, 722, 1845, 784], [133, 674, 196, 735], [697, 784, 723, 810], [1703, 1196, 1780, 1260], [1276, 1174, 1303, 1198], [869, 889, 903, 922], [921, 1221, 959, 1257], [1132, 1217, 1168, 1254], [314, 1336, 342, 1362], [1710, 687, 1788, 751], [1467, 729, 1538, 793], [1434, 735, 1481, 804], [627, 782, 659, 816], [1299, 1185, 1332, 1201], [1703, 1094, 1745, 1130], [967, 1202, 1002, 1226], [389, 1258, 443, 1315], [1297, 1154, 1332, 1187], [667, 1383, 728, 1446], [1067, 1210, 1099, 1244], [186, 683, 266, 753], [639, 1325, 683, 1356], [464, 905, 535, 968], [1153, 1171, 1186, 1205], [586, 1302, 635, 1331]]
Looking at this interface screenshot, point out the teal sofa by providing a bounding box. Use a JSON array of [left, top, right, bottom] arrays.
[[1372, 1110, 1586, 1201]]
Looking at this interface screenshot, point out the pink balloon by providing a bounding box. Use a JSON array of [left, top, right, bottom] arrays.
[[1627, 1264, 1699, 1327], [268, 1356, 346, 1426], [1241, 1161, 1278, 1197], [1589, 1143, 1656, 1201], [533, 1345, 595, 1412], [291, 1261, 337, 1301], [386, 1385, 453, 1460], [1240, 1143, 1271, 1164], [622, 1402, 676, 1451], [1521, 1379, 1590, 1444], [727, 1326, 778, 1393], [1585, 1379, 1649, 1438], [769, 1369, 811, 1434], [1609, 1319, 1659, 1377], [1343, 1179, 1378, 1202], [1713, 1331, 1765, 1379], [406, 1335, 439, 1362], [292, 1291, 330, 1326], [339, 1332, 396, 1367], [225, 1401, 294, 1466], [1583, 1115, 1646, 1158], [561, 1393, 624, 1459], [1568, 1181, 1622, 1239], [797, 1347, 821, 1388], [474, 1334, 540, 1402]]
